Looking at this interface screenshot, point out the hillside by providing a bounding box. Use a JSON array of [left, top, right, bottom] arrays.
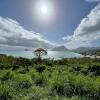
[[72, 47, 100, 56], [52, 46, 68, 51]]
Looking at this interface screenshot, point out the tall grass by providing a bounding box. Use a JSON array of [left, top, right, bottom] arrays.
[[0, 54, 100, 100]]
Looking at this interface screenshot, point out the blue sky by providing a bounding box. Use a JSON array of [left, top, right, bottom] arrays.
[[0, 0, 100, 49]]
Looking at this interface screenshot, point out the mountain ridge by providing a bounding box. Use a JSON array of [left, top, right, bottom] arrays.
[[72, 47, 100, 55], [52, 46, 68, 51]]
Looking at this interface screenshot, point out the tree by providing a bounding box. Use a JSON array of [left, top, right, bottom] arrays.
[[33, 48, 47, 61]]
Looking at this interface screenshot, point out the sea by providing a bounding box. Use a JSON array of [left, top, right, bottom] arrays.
[[0, 50, 83, 60]]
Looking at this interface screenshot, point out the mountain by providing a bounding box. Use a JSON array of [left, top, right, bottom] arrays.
[[72, 47, 100, 56], [72, 47, 91, 52], [52, 46, 68, 51]]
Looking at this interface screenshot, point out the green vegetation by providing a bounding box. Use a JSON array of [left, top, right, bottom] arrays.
[[34, 48, 47, 61], [0, 54, 100, 100]]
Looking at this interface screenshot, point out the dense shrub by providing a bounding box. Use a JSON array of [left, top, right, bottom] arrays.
[[1, 72, 13, 81], [0, 55, 100, 99], [35, 66, 46, 73], [88, 64, 100, 76], [34, 74, 47, 87]]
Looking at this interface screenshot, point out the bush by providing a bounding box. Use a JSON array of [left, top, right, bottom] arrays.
[[88, 64, 100, 76], [17, 80, 32, 89], [1, 71, 13, 81], [35, 66, 46, 73], [0, 56, 100, 99], [34, 75, 47, 87]]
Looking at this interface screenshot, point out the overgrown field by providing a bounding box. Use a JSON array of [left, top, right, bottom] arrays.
[[0, 54, 100, 100]]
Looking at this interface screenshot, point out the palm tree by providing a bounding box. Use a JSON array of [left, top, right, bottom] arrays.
[[33, 48, 47, 61]]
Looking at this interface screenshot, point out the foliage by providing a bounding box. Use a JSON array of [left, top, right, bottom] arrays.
[[0, 54, 100, 100], [34, 48, 47, 61]]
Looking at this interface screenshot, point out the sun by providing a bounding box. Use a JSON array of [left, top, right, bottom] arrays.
[[41, 5, 48, 15], [38, 4, 51, 19], [32, 1, 53, 21]]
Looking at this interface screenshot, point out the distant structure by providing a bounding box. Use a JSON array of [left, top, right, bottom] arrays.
[[33, 48, 47, 61]]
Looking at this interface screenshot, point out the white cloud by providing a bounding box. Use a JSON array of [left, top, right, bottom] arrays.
[[63, 4, 100, 49], [62, 35, 73, 42], [85, 0, 100, 2], [0, 16, 54, 50]]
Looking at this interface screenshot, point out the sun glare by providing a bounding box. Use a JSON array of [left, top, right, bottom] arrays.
[[32, 1, 53, 21], [41, 5, 48, 14]]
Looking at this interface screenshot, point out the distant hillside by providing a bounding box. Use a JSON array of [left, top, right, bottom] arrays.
[[72, 47, 100, 56], [72, 47, 91, 53], [52, 46, 68, 51]]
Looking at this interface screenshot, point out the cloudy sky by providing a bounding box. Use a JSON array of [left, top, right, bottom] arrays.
[[0, 0, 100, 50]]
